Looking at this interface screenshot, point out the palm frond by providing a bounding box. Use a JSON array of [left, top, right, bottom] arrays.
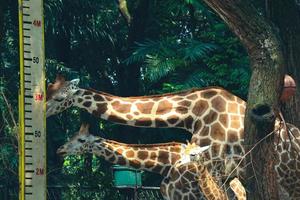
[[145, 56, 183, 82], [180, 70, 213, 89], [182, 40, 217, 62]]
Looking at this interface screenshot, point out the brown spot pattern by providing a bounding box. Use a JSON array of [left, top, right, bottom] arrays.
[[125, 150, 134, 158], [227, 130, 238, 142], [186, 94, 198, 100], [201, 126, 210, 136], [212, 143, 221, 155], [203, 110, 218, 124], [155, 119, 168, 127], [219, 114, 228, 127], [178, 100, 191, 107], [201, 90, 217, 99], [111, 101, 131, 113], [211, 123, 225, 140], [92, 103, 108, 116], [193, 120, 202, 133], [199, 138, 211, 146], [130, 160, 141, 168], [158, 151, 169, 163], [137, 151, 148, 160], [77, 98, 83, 103], [230, 115, 240, 129], [211, 96, 226, 112], [107, 115, 127, 124], [145, 160, 155, 168], [220, 90, 235, 101], [136, 102, 154, 114], [192, 100, 208, 116], [156, 100, 173, 115], [172, 97, 184, 101], [184, 116, 194, 130], [167, 115, 179, 124], [176, 106, 188, 114], [93, 94, 105, 101], [83, 91, 93, 95], [135, 118, 152, 126], [228, 102, 238, 113], [83, 101, 92, 107]]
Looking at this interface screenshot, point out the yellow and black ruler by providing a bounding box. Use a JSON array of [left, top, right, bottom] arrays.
[[18, 0, 46, 199]]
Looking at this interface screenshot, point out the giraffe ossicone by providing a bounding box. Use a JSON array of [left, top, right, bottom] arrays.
[[49, 76, 300, 199]]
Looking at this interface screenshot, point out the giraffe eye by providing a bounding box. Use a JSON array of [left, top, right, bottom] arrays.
[[54, 96, 64, 102], [78, 139, 85, 143], [94, 139, 101, 143]]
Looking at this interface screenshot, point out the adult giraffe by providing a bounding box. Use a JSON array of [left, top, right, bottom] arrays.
[[47, 76, 300, 198], [57, 123, 244, 200]]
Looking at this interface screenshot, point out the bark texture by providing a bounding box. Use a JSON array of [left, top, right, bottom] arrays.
[[201, 1, 284, 199], [268, 0, 300, 127]]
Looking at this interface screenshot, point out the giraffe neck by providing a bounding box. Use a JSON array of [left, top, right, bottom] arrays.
[[91, 138, 185, 176], [197, 164, 228, 200], [73, 87, 240, 132]]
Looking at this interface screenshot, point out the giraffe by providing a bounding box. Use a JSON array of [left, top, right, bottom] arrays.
[[229, 178, 246, 200], [57, 123, 211, 200], [47, 76, 300, 198], [57, 124, 246, 200], [47, 75, 246, 176]]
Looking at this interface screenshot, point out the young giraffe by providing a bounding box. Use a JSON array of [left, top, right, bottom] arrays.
[[57, 123, 211, 200], [58, 124, 246, 200], [47, 76, 300, 198], [229, 178, 246, 200]]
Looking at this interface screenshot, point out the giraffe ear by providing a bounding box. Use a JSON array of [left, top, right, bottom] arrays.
[[79, 123, 90, 135], [70, 78, 80, 86]]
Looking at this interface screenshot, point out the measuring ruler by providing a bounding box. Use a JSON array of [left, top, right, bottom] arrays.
[[18, 0, 46, 199]]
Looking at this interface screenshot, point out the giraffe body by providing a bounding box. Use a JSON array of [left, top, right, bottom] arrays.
[[57, 124, 213, 200], [58, 124, 247, 200], [48, 78, 300, 199]]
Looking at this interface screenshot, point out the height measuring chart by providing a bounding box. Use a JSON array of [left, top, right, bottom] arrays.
[[18, 0, 46, 199]]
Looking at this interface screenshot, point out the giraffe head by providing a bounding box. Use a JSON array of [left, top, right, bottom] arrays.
[[46, 75, 80, 117], [57, 123, 101, 156], [178, 142, 210, 166]]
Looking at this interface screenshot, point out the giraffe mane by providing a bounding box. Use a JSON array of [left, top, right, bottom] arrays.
[[104, 139, 183, 147], [86, 86, 228, 99]]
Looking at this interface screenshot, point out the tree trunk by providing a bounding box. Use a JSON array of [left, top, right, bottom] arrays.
[[201, 1, 284, 199], [268, 0, 300, 127]]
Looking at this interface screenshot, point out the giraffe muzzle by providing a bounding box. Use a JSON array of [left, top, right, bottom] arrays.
[[56, 147, 67, 157]]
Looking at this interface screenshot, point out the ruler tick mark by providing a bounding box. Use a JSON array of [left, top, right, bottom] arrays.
[[23, 21, 32, 24]]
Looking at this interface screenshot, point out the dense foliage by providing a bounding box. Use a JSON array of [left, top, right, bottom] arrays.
[[0, 0, 250, 199]]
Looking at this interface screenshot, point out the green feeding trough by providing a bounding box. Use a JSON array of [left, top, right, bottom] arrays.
[[112, 165, 142, 188]]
